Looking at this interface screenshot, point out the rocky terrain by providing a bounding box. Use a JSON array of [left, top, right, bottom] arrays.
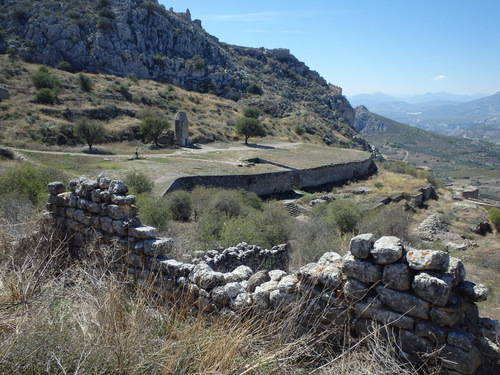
[[0, 0, 367, 150]]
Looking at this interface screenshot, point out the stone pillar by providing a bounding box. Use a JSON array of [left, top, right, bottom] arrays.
[[174, 111, 189, 147]]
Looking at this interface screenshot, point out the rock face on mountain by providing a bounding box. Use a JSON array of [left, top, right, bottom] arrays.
[[354, 105, 388, 134]]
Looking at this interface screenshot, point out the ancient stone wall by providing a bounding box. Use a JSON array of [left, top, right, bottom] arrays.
[[46, 177, 500, 374], [164, 157, 377, 196]]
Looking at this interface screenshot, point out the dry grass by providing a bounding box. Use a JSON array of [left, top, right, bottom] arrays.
[[0, 214, 443, 374]]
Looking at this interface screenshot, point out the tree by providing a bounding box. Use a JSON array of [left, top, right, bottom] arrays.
[[74, 118, 105, 152], [242, 106, 260, 118], [235, 117, 266, 145], [77, 73, 92, 91], [140, 116, 170, 148]]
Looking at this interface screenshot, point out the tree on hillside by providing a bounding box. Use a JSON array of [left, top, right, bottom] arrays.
[[235, 117, 266, 145], [140, 116, 170, 148], [74, 117, 106, 152]]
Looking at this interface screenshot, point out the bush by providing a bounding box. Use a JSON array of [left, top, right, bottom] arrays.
[[77, 73, 92, 91], [165, 190, 192, 221], [140, 116, 170, 148], [326, 198, 362, 234], [57, 61, 73, 72], [0, 163, 66, 206], [246, 83, 263, 95], [242, 106, 260, 119], [31, 66, 60, 90], [487, 207, 500, 231], [35, 88, 57, 104], [124, 171, 154, 195], [136, 195, 171, 232], [74, 117, 105, 151], [235, 117, 266, 145], [97, 16, 113, 30], [358, 204, 411, 240], [191, 54, 206, 70], [294, 125, 305, 135], [98, 7, 114, 19]]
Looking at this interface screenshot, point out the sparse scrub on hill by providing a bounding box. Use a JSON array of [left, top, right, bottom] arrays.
[[136, 195, 171, 232], [74, 117, 106, 151], [77, 72, 92, 91], [487, 206, 500, 231], [164, 190, 192, 221], [326, 198, 362, 235]]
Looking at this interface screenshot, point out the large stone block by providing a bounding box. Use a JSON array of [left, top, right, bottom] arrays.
[[440, 345, 482, 374], [407, 249, 449, 271], [382, 263, 412, 291], [399, 330, 434, 354], [354, 300, 415, 330], [370, 236, 403, 264], [108, 180, 128, 194], [430, 296, 465, 327], [342, 254, 382, 283], [318, 251, 343, 266], [447, 257, 466, 286], [415, 321, 447, 344], [412, 272, 452, 306], [129, 225, 156, 240], [278, 274, 299, 293], [189, 263, 224, 291], [48, 181, 66, 195], [344, 278, 369, 300], [349, 233, 375, 259], [247, 270, 270, 292], [376, 286, 429, 319], [143, 238, 174, 258], [111, 194, 137, 205], [447, 330, 475, 352], [109, 204, 138, 220], [455, 280, 489, 302]]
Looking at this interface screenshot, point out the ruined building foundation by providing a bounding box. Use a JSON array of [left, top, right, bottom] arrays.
[[46, 176, 500, 375]]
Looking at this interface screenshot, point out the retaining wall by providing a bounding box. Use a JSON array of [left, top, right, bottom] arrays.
[[46, 176, 500, 375], [164, 156, 377, 196]]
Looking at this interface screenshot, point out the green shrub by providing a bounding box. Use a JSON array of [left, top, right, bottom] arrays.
[[326, 198, 362, 234], [98, 8, 114, 19], [124, 171, 154, 195], [31, 66, 60, 90], [127, 73, 139, 84], [235, 117, 266, 145], [191, 54, 206, 71], [487, 207, 500, 231], [74, 117, 105, 151], [165, 190, 192, 221], [77, 73, 92, 91], [294, 125, 305, 136], [35, 88, 57, 104], [358, 204, 411, 240], [0, 163, 66, 206], [136, 195, 171, 232], [97, 16, 113, 30], [57, 61, 73, 72], [242, 106, 260, 119], [140, 116, 170, 147], [246, 83, 263, 95]]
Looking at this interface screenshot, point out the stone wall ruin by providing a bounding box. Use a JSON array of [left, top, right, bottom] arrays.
[[46, 176, 500, 374]]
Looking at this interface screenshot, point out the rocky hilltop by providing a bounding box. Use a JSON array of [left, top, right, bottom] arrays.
[[0, 0, 365, 148]]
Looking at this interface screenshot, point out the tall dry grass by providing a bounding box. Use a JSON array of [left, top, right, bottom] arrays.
[[0, 214, 439, 374]]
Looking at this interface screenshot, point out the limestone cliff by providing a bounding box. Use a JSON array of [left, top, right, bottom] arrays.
[[0, 0, 362, 147]]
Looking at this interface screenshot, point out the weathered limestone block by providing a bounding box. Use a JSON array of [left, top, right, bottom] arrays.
[[68, 179, 79, 193], [354, 299, 415, 330], [100, 190, 110, 202], [211, 286, 230, 306], [447, 257, 466, 286], [74, 209, 91, 225], [189, 263, 224, 291], [269, 269, 287, 282], [225, 265, 253, 283], [269, 290, 298, 313], [224, 282, 245, 299], [65, 207, 75, 220], [430, 296, 465, 327], [87, 202, 101, 214], [143, 238, 174, 258], [342, 254, 382, 283], [98, 175, 112, 189], [247, 270, 270, 292], [319, 264, 342, 290], [344, 278, 369, 300], [448, 330, 475, 352], [231, 292, 252, 310], [108, 180, 128, 194], [382, 263, 412, 291], [370, 236, 403, 264], [111, 194, 137, 205], [67, 193, 77, 208], [399, 330, 434, 354], [48, 181, 66, 195], [479, 317, 500, 343], [440, 345, 482, 375], [376, 286, 430, 319], [76, 198, 90, 210], [317, 252, 342, 268], [100, 216, 114, 234], [90, 215, 101, 230], [158, 259, 194, 277], [109, 204, 138, 220], [112, 220, 128, 236], [412, 272, 452, 306], [349, 233, 375, 259], [415, 321, 447, 344], [297, 263, 322, 285], [126, 253, 144, 268], [278, 274, 299, 293], [81, 177, 98, 192], [129, 225, 156, 239], [455, 280, 489, 302], [407, 249, 449, 271], [91, 189, 102, 202]]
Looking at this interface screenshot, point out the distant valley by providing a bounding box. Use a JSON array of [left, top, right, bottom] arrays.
[[349, 92, 500, 143]]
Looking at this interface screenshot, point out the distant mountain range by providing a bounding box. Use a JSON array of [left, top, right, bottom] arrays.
[[348, 92, 500, 143], [348, 92, 489, 106]]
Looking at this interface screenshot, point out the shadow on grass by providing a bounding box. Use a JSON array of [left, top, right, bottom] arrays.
[[244, 143, 275, 150], [83, 148, 115, 155]]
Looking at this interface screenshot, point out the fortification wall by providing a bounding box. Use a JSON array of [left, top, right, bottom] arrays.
[[46, 177, 500, 374], [164, 157, 377, 196]]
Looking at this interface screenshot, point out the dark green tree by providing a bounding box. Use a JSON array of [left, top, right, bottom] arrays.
[[235, 117, 266, 145], [74, 118, 105, 151], [140, 116, 170, 148]]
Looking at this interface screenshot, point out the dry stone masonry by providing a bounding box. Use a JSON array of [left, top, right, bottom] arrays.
[[46, 177, 500, 375]]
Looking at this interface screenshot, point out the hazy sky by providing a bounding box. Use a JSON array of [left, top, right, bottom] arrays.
[[159, 0, 500, 96]]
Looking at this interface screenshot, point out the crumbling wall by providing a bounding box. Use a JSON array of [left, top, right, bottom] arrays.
[[46, 177, 500, 374]]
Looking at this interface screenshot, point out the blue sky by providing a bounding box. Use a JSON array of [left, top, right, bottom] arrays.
[[159, 1, 500, 96]]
